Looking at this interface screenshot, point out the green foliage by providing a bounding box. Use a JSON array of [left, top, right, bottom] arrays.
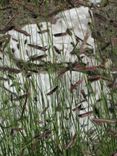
[[0, 1, 117, 156]]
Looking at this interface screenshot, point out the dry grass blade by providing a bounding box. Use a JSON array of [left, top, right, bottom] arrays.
[[38, 29, 49, 34], [81, 89, 87, 99], [78, 111, 93, 118], [64, 133, 77, 150], [1, 85, 18, 97], [58, 67, 69, 77], [66, 28, 73, 36], [29, 54, 47, 61], [75, 35, 91, 46], [70, 79, 83, 92], [13, 93, 30, 101], [72, 104, 85, 112], [101, 42, 110, 51], [73, 65, 100, 72], [14, 27, 31, 36], [53, 32, 67, 37], [0, 34, 10, 41], [72, 63, 84, 68], [88, 75, 101, 82], [80, 31, 90, 54], [53, 46, 61, 54], [67, 0, 88, 7], [107, 129, 117, 137], [46, 86, 58, 95], [12, 38, 18, 42], [0, 66, 21, 73], [41, 105, 49, 114], [0, 26, 15, 34], [28, 44, 47, 51], [75, 35, 83, 43], [34, 129, 51, 140], [94, 13, 107, 22], [5, 13, 19, 30], [100, 75, 110, 81], [20, 92, 29, 119], [92, 118, 117, 125], [88, 75, 111, 82], [1, 35, 11, 51]]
